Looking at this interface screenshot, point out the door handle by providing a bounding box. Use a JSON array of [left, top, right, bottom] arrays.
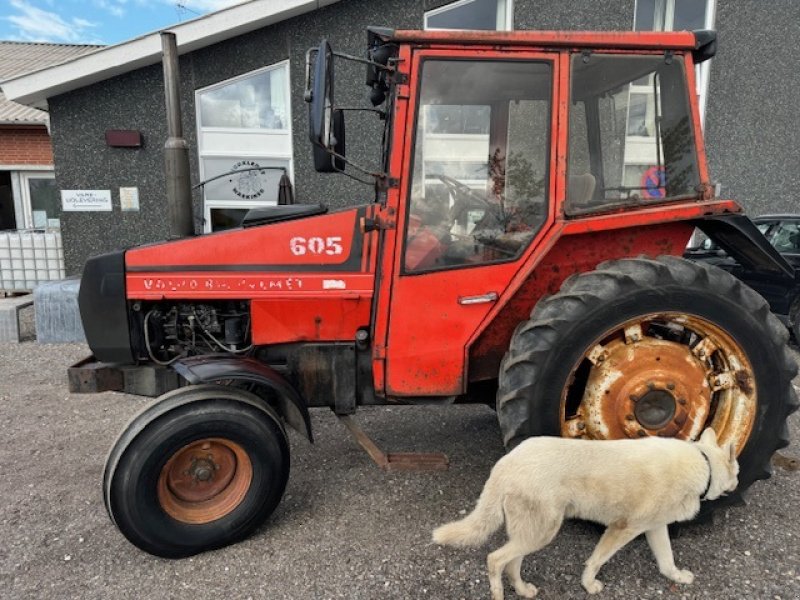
[[458, 292, 499, 305]]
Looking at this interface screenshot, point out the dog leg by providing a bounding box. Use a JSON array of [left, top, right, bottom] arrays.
[[505, 557, 537, 598], [488, 542, 527, 600], [490, 495, 560, 599], [581, 522, 642, 594], [645, 525, 694, 584]]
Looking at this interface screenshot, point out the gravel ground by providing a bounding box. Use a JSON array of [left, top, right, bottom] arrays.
[[1, 327, 799, 600]]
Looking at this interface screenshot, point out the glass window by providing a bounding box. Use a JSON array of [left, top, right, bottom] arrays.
[[199, 65, 288, 130], [201, 157, 290, 204], [634, 0, 714, 124], [210, 207, 250, 231], [196, 61, 293, 233], [29, 178, 60, 229], [769, 221, 800, 254], [425, 0, 512, 31], [567, 54, 701, 214], [636, 0, 707, 31], [405, 59, 551, 272]]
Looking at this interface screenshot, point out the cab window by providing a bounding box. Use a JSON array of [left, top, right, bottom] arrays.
[[405, 59, 552, 273], [567, 53, 701, 215]]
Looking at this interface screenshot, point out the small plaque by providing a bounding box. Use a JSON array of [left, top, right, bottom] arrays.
[[120, 187, 140, 212]]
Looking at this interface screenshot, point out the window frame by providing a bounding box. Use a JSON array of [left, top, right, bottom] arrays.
[[20, 171, 58, 230], [401, 54, 555, 276], [565, 51, 703, 216], [195, 60, 294, 233], [633, 0, 716, 126]]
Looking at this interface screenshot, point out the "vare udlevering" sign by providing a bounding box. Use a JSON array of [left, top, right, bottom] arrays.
[[61, 190, 113, 212]]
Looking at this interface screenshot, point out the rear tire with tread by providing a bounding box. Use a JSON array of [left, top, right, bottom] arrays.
[[497, 256, 798, 516]]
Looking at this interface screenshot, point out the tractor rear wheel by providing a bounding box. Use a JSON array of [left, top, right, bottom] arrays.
[[104, 384, 290, 557], [497, 256, 798, 514]]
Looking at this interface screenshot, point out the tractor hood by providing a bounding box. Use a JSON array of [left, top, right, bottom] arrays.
[[124, 205, 370, 300]]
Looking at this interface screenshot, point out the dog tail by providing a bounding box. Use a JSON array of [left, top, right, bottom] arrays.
[[432, 478, 504, 548]]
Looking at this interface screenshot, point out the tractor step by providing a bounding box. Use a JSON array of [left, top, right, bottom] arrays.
[[337, 415, 449, 472]]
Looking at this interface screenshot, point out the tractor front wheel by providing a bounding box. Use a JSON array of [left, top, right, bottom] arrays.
[[103, 384, 290, 557], [497, 256, 798, 514]]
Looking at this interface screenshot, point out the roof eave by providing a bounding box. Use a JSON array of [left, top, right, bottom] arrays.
[[2, 0, 340, 109]]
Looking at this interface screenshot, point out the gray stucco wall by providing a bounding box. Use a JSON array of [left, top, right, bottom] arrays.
[[703, 0, 800, 217], [49, 0, 796, 274]]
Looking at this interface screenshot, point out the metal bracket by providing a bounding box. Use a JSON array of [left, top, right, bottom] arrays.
[[337, 415, 449, 472], [392, 71, 408, 85], [361, 206, 396, 231]]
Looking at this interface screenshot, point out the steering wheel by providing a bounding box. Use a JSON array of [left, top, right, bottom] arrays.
[[436, 174, 496, 225]]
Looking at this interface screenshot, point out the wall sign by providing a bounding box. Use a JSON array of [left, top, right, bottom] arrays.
[[120, 187, 140, 212], [62, 190, 113, 212]]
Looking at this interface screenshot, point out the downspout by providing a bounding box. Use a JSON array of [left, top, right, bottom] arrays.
[[161, 31, 194, 238]]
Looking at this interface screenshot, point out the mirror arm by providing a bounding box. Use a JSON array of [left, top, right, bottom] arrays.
[[332, 50, 396, 72], [333, 106, 387, 119], [303, 47, 318, 102], [304, 48, 394, 104]]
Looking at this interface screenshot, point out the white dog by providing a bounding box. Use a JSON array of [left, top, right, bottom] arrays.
[[432, 429, 738, 599]]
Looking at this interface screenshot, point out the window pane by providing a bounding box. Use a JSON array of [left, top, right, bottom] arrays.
[[673, 0, 707, 31], [635, 0, 708, 31], [210, 208, 250, 232], [406, 60, 551, 272], [199, 66, 288, 129], [771, 222, 800, 253], [634, 0, 657, 30], [567, 54, 700, 214], [426, 0, 503, 30], [201, 157, 290, 203], [28, 178, 59, 229]]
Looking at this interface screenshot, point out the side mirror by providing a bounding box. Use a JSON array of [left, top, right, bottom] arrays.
[[307, 40, 346, 172]]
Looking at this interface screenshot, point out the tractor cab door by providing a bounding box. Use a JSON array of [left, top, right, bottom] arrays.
[[375, 49, 560, 397]]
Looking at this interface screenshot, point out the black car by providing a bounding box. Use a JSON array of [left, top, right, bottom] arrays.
[[685, 214, 800, 339]]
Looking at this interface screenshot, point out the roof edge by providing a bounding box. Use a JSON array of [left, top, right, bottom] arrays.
[[1, 0, 340, 109]]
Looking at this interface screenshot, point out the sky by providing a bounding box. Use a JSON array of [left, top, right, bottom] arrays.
[[0, 0, 248, 46]]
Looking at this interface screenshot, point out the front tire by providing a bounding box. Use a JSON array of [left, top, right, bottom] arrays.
[[497, 256, 798, 513], [104, 384, 290, 558]]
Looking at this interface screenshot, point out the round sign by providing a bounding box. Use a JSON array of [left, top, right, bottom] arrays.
[[641, 166, 666, 199]]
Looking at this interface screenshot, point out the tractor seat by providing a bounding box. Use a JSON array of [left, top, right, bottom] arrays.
[[565, 173, 597, 212], [242, 204, 328, 227]]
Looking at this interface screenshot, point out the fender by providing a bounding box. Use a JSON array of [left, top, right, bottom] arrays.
[[172, 356, 313, 442], [693, 214, 794, 278]]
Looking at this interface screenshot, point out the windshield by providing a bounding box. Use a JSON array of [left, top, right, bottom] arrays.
[[567, 53, 701, 214]]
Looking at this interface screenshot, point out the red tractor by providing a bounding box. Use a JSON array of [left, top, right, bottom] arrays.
[[76, 27, 797, 558]]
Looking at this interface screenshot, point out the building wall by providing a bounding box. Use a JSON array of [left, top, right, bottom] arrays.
[[48, 0, 798, 274], [0, 126, 53, 165], [703, 0, 800, 217], [49, 64, 171, 274]]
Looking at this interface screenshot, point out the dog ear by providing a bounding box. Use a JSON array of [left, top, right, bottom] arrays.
[[699, 427, 718, 446]]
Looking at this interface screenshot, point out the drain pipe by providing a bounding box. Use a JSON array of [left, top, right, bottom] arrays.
[[161, 31, 194, 238]]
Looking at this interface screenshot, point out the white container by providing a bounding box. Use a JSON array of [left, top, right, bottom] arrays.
[[0, 230, 66, 293]]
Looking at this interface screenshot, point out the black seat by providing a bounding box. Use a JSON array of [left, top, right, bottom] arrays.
[[241, 204, 328, 227]]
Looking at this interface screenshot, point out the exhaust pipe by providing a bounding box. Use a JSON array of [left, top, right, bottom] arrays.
[[161, 31, 194, 238]]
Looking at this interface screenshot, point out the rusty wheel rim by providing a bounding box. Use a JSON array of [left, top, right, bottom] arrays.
[[560, 313, 756, 454], [157, 437, 253, 524]]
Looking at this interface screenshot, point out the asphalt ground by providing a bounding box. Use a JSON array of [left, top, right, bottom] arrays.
[[1, 306, 799, 600]]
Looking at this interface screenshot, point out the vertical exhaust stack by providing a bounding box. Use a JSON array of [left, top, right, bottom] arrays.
[[161, 31, 194, 238]]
